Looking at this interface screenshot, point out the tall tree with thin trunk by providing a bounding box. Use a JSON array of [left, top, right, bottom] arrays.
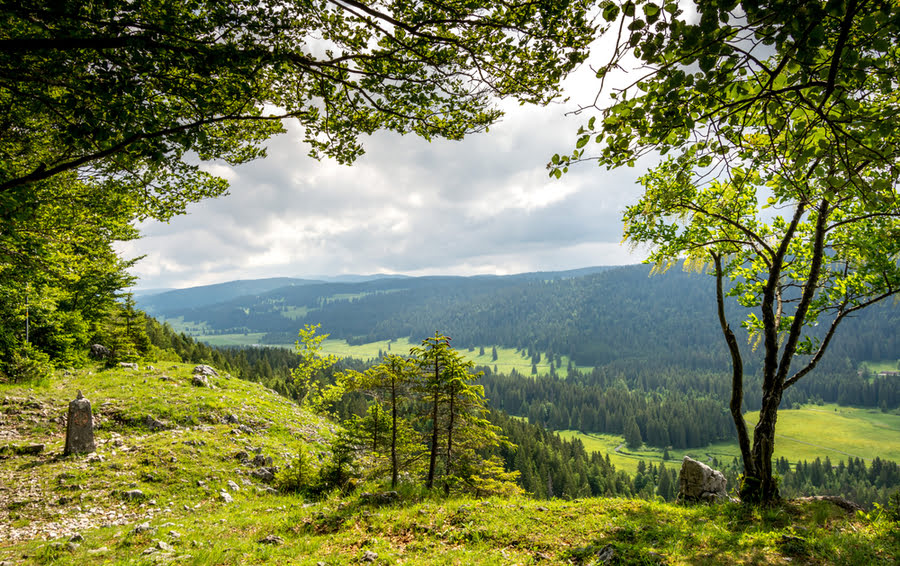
[[553, 0, 900, 504]]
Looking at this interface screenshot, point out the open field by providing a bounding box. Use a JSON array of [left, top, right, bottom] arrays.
[[191, 333, 592, 377], [862, 360, 900, 374], [559, 403, 900, 475]]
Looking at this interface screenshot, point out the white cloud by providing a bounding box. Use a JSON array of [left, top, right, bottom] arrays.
[[122, 38, 654, 290]]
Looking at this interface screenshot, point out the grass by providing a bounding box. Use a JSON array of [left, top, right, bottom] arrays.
[[559, 403, 900, 475], [1, 366, 897, 565], [862, 360, 900, 374]]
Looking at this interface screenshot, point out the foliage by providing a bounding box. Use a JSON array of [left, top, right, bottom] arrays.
[[0, 171, 140, 374], [553, 0, 900, 504], [1, 0, 595, 217], [292, 324, 342, 412]]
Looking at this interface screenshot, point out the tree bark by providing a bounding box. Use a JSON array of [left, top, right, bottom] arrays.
[[426, 360, 440, 489], [390, 373, 398, 489], [712, 253, 755, 481]]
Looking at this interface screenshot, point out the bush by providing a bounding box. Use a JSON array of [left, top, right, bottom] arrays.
[[1, 343, 53, 384]]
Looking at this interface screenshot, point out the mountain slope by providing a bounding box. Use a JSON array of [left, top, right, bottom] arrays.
[[138, 265, 900, 369], [1, 365, 896, 565]]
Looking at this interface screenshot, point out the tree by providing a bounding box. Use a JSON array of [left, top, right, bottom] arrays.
[[291, 324, 341, 412], [0, 170, 139, 376], [343, 353, 420, 488], [411, 332, 460, 489], [1, 0, 595, 219], [553, 0, 900, 503], [624, 416, 643, 450]]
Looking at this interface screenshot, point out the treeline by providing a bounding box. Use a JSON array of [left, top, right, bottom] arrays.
[[144, 264, 900, 370], [776, 457, 900, 508], [483, 371, 735, 449], [490, 411, 679, 501], [714, 456, 900, 509]]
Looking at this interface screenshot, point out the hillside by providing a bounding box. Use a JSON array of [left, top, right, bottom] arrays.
[[137, 265, 900, 370], [1, 365, 898, 565]]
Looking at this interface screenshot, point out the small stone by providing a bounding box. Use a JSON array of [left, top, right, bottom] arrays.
[[169, 530, 182, 539], [69, 533, 84, 542], [156, 540, 174, 552], [132, 522, 153, 534], [258, 534, 284, 545], [87, 547, 109, 555], [220, 491, 233, 503], [123, 489, 145, 500], [227, 480, 240, 492], [536, 506, 548, 512], [362, 550, 378, 562]]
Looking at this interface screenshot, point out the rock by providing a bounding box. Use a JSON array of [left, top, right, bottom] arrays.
[[679, 456, 728, 503], [191, 375, 209, 388], [118, 362, 139, 370], [14, 443, 45, 455], [220, 491, 233, 503], [362, 550, 378, 562], [87, 547, 109, 555], [192, 364, 219, 377], [535, 506, 548, 512], [123, 489, 145, 500], [234, 451, 249, 463], [596, 544, 616, 563], [251, 454, 272, 467], [141, 415, 167, 431], [360, 491, 400, 506], [251, 467, 276, 483], [237, 424, 254, 435], [258, 534, 284, 545], [132, 522, 153, 534], [795, 495, 864, 513], [69, 533, 84, 542], [227, 480, 240, 491], [223, 413, 239, 424], [64, 390, 95, 455], [90, 344, 110, 360]]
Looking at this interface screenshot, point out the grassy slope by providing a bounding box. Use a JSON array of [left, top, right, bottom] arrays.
[[2, 367, 896, 565], [559, 404, 900, 475]]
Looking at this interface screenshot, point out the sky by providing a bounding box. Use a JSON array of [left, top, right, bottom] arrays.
[[119, 37, 653, 291]]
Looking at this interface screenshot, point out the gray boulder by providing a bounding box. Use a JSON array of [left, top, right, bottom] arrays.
[[192, 364, 219, 377], [90, 344, 110, 360], [679, 456, 728, 503]]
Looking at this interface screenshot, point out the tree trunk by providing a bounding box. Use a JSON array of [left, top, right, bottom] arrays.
[[390, 374, 398, 489], [444, 386, 456, 495], [426, 361, 440, 489], [713, 253, 756, 487]]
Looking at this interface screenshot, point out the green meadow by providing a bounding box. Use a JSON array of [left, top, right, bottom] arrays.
[[193, 332, 592, 377], [560, 403, 900, 475]]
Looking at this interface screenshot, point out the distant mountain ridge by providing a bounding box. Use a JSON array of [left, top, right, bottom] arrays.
[[136, 265, 900, 369]]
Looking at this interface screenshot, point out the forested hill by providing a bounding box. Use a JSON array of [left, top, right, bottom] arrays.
[[138, 264, 900, 369]]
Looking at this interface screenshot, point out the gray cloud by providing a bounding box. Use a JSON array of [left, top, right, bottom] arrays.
[[121, 46, 653, 290]]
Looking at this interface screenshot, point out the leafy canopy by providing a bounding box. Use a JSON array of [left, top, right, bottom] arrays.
[[1, 0, 596, 219], [552, 0, 900, 502]]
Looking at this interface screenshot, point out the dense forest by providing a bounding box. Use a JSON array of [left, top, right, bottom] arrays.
[[127, 314, 900, 507], [138, 265, 900, 371]]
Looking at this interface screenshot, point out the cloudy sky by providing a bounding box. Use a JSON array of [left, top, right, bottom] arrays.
[[119, 39, 653, 291]]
